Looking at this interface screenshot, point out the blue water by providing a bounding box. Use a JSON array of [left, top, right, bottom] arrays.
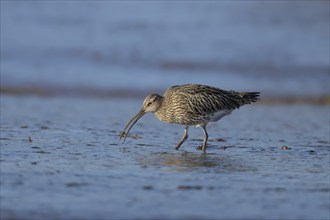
[[1, 2, 330, 219], [1, 1, 329, 97], [1, 96, 329, 219]]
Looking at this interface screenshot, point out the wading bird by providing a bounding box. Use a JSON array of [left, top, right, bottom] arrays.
[[120, 84, 259, 153]]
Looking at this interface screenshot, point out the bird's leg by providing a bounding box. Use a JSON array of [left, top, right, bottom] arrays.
[[201, 126, 208, 153], [176, 126, 189, 150], [197, 125, 208, 153]]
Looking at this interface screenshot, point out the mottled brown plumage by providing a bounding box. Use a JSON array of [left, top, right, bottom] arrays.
[[119, 84, 259, 153]]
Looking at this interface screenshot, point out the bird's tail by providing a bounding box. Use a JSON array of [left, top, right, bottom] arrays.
[[240, 92, 260, 104]]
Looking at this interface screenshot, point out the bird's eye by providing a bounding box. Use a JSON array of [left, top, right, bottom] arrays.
[[147, 102, 152, 106]]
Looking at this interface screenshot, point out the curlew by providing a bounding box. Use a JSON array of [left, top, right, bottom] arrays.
[[119, 84, 259, 153]]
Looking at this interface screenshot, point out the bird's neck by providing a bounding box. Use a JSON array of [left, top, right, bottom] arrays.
[[154, 97, 171, 123], [153, 96, 164, 113]]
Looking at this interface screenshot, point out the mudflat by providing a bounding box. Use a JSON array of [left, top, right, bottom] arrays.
[[1, 95, 329, 219]]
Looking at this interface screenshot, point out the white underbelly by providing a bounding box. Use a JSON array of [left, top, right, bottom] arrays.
[[195, 109, 233, 127], [208, 109, 233, 122]]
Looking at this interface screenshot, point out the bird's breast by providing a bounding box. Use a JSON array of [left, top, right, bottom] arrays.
[[154, 104, 188, 125]]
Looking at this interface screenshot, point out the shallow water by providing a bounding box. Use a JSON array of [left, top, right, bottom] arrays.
[[1, 95, 329, 219], [1, 2, 329, 219]]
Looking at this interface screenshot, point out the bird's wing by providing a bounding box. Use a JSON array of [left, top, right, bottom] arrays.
[[180, 85, 242, 114], [163, 84, 182, 97]]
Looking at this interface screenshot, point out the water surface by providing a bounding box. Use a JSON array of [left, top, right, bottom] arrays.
[[1, 96, 329, 219]]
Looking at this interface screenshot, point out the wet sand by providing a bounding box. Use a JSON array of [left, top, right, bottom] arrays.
[[1, 95, 329, 219]]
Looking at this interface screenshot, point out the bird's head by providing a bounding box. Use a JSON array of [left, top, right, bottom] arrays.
[[119, 93, 163, 143], [143, 94, 162, 112]]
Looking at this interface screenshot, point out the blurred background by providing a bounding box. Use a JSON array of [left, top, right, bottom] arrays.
[[1, 1, 329, 99]]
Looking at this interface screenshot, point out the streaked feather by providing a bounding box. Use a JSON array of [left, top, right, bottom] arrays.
[[155, 84, 259, 125]]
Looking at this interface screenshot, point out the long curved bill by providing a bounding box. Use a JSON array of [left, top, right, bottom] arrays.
[[119, 109, 146, 143]]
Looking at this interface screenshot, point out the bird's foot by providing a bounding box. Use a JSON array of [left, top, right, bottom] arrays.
[[196, 145, 207, 153], [196, 145, 203, 150]]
